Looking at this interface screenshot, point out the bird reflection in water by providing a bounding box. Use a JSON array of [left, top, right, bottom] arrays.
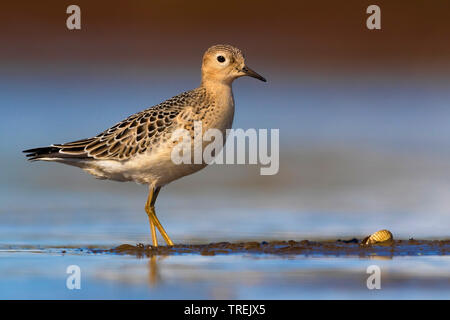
[[147, 255, 167, 286]]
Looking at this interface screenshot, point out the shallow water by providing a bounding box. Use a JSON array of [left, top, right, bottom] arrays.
[[1, 246, 449, 299], [0, 204, 449, 300]]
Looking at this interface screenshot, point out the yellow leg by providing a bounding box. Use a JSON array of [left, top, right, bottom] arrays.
[[149, 218, 158, 247], [145, 187, 174, 246], [145, 188, 158, 247], [148, 207, 174, 246]]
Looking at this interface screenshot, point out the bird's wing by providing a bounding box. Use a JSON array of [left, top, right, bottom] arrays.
[[25, 89, 206, 163], [24, 88, 209, 162], [54, 104, 185, 161]]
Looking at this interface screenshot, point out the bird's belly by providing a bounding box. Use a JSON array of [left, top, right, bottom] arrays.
[[87, 145, 207, 186]]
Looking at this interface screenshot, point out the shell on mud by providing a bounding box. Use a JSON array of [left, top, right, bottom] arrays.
[[361, 229, 393, 246]]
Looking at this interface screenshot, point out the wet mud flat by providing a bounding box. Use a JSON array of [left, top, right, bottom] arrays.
[[100, 239, 450, 257]]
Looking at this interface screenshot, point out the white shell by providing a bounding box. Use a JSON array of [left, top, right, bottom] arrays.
[[362, 229, 393, 245]]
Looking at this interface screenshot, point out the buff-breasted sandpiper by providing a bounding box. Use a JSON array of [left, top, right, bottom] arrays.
[[23, 44, 266, 246]]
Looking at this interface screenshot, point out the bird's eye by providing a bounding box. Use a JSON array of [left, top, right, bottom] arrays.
[[217, 55, 226, 63]]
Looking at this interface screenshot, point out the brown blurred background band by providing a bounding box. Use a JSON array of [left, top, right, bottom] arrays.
[[1, 0, 450, 75]]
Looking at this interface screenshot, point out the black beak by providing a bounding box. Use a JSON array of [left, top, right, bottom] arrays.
[[242, 66, 267, 82]]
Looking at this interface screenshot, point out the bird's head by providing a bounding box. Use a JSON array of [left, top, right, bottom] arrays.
[[201, 44, 266, 86]]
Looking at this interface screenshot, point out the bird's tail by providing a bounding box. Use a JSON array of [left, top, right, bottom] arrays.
[[23, 138, 95, 161], [23, 146, 66, 161]]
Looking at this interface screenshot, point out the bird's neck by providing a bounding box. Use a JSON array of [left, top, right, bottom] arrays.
[[201, 76, 232, 89], [201, 80, 234, 108], [199, 80, 235, 131]]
